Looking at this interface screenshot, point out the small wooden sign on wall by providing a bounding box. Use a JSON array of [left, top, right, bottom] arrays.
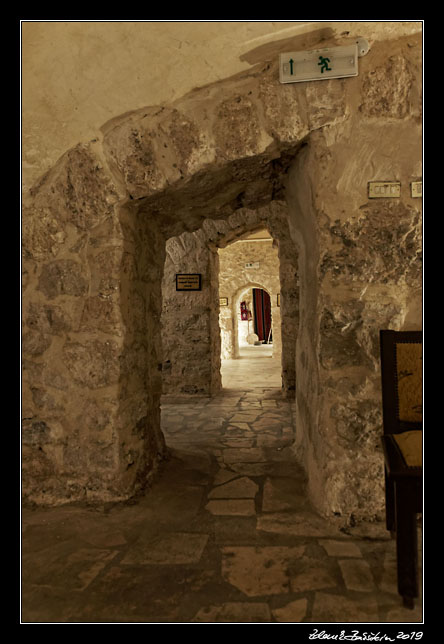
[[219, 297, 228, 306], [176, 274, 202, 291]]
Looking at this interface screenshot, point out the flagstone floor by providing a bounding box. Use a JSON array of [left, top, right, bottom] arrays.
[[21, 348, 423, 623]]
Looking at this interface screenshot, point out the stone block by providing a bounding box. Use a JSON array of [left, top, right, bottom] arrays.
[[222, 447, 267, 464], [63, 442, 88, 472], [103, 107, 208, 199], [259, 72, 309, 144], [306, 79, 348, 130], [22, 330, 53, 356], [31, 387, 64, 412], [271, 598, 308, 623], [221, 545, 305, 597], [27, 546, 118, 591], [319, 304, 373, 370], [212, 469, 240, 486], [338, 558, 375, 592], [208, 477, 258, 499], [330, 399, 382, 450], [205, 499, 256, 516], [319, 539, 362, 558], [121, 532, 209, 565], [262, 478, 299, 512], [359, 55, 414, 119], [26, 303, 73, 335], [22, 419, 51, 446], [22, 206, 67, 261], [214, 95, 264, 161], [257, 512, 341, 538], [321, 204, 422, 288], [77, 397, 117, 434], [80, 296, 123, 336], [310, 591, 378, 622], [38, 260, 88, 299], [87, 442, 118, 471], [62, 340, 121, 388], [290, 559, 338, 594]]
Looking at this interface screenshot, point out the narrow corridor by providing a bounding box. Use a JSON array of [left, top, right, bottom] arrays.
[[21, 350, 422, 623]]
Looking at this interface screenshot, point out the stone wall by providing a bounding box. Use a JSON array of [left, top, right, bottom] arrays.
[[161, 232, 221, 396], [22, 143, 167, 504], [285, 40, 422, 521], [22, 31, 422, 522]]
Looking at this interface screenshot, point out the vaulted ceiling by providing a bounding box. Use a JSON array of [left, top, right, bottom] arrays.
[[22, 21, 422, 193]]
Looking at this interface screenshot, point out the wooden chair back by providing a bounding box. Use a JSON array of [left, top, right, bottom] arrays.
[[379, 330, 422, 436]]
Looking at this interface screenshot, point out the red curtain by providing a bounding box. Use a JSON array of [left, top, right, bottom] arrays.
[[253, 289, 272, 342]]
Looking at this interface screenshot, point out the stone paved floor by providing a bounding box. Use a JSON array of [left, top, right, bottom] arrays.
[[21, 349, 423, 623]]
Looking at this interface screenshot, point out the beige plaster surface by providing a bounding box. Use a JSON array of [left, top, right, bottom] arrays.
[[22, 20, 421, 193]]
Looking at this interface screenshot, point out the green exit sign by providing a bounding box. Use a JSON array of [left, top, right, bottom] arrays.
[[279, 44, 359, 84]]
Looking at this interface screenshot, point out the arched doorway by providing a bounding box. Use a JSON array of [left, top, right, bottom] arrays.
[[229, 281, 281, 362], [20, 85, 321, 512], [220, 280, 282, 390], [235, 285, 274, 354], [161, 209, 295, 397]]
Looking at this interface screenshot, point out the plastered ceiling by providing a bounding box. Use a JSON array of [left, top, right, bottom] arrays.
[[21, 20, 422, 192]]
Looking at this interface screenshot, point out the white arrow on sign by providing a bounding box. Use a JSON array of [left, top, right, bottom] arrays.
[[279, 44, 359, 84]]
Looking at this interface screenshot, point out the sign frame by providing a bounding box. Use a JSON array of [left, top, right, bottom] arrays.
[[368, 181, 401, 199], [279, 44, 359, 84], [219, 297, 229, 306], [175, 273, 202, 291], [410, 181, 422, 198]]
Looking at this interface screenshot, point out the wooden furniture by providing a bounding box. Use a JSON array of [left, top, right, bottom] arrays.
[[379, 330, 423, 609]]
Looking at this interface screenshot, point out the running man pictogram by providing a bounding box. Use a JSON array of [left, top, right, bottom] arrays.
[[318, 56, 332, 73]]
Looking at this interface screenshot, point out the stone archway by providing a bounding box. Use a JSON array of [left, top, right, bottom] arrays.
[[22, 34, 422, 522], [231, 282, 277, 359], [161, 202, 298, 398], [217, 228, 281, 364]]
